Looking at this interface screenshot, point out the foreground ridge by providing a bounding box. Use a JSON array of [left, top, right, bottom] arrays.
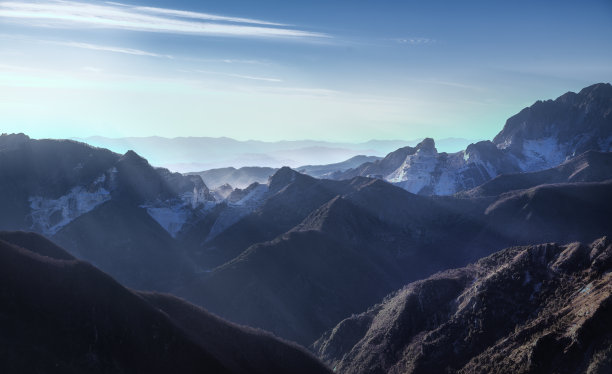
[[0, 231, 331, 374], [314, 237, 612, 374]]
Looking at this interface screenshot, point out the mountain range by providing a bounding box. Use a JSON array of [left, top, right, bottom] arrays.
[[78, 136, 474, 172], [1, 82, 611, 372], [186, 155, 382, 190], [332, 83, 612, 195]]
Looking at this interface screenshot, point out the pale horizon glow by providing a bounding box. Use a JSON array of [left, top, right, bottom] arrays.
[[0, 0, 611, 142]]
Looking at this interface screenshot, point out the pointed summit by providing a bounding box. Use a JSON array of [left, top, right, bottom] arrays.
[[119, 149, 149, 166], [268, 166, 300, 193], [115, 150, 174, 202], [415, 138, 437, 154]]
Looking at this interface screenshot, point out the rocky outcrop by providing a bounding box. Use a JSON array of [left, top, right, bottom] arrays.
[[314, 238, 612, 374]]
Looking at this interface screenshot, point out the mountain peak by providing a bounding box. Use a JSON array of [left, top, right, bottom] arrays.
[[120, 149, 147, 163], [416, 137, 436, 153], [578, 82, 612, 98], [0, 133, 30, 149], [268, 166, 300, 192]]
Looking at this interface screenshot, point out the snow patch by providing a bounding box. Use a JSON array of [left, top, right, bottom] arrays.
[[497, 138, 513, 150], [144, 204, 190, 238], [181, 187, 210, 208], [387, 151, 437, 194], [29, 186, 111, 235], [520, 137, 567, 171], [229, 184, 268, 207], [207, 184, 268, 241], [143, 199, 216, 238]]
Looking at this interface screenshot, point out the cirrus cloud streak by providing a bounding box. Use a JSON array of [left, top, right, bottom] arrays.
[[0, 1, 327, 39]]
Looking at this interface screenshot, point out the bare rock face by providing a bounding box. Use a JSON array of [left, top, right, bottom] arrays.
[[333, 83, 612, 195], [494, 83, 612, 170], [314, 238, 612, 374]]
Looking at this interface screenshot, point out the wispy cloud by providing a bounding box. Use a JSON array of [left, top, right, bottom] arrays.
[[49, 41, 173, 58], [190, 69, 283, 83], [0, 33, 174, 58], [417, 79, 484, 91], [0, 1, 327, 39], [81, 66, 102, 73], [131, 5, 288, 27], [221, 59, 270, 65], [257, 86, 340, 97], [394, 37, 435, 45], [226, 73, 282, 82]]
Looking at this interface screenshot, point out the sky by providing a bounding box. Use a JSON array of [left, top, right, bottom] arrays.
[[1, 0, 611, 142]]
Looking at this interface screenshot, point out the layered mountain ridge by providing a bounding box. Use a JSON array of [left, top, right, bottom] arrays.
[[0, 83, 610, 371], [333, 83, 612, 195], [0, 231, 330, 374], [0, 135, 215, 289]]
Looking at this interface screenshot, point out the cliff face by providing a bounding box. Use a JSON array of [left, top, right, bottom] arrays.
[[333, 83, 612, 195]]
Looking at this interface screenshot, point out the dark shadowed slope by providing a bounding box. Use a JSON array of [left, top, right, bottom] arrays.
[[482, 180, 612, 245], [176, 177, 612, 346], [0, 232, 331, 374], [179, 196, 414, 344], [460, 150, 612, 197], [192, 167, 372, 268], [0, 133, 213, 290], [0, 231, 75, 260], [314, 238, 612, 374], [51, 199, 193, 290]]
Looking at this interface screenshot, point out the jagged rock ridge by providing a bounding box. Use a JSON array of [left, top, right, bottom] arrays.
[[314, 238, 612, 374], [333, 83, 612, 195]]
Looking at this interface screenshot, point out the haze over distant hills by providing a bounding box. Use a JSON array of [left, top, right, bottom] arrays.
[[77, 136, 476, 172], [1, 82, 611, 372]]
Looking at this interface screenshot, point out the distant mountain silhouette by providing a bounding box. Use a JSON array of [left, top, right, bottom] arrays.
[[79, 136, 473, 171], [187, 155, 382, 190], [188, 166, 277, 189], [296, 155, 382, 178], [0, 231, 331, 374], [314, 237, 612, 374]]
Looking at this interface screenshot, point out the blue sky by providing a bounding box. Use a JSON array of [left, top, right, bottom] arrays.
[[1, 0, 611, 142]]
